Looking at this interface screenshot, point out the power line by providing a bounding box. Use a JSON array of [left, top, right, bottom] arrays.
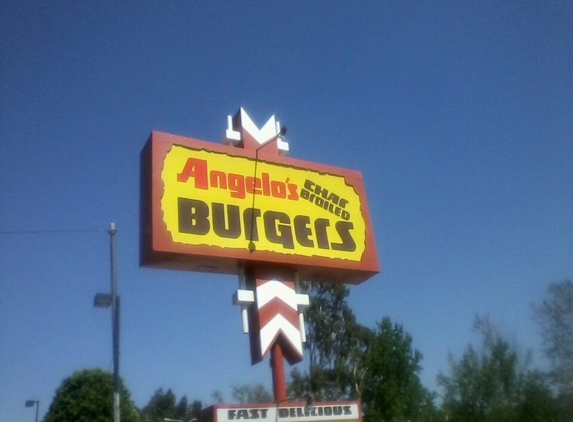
[[0, 228, 106, 235]]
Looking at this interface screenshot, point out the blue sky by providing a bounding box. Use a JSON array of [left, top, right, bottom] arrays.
[[1, 1, 572, 421]]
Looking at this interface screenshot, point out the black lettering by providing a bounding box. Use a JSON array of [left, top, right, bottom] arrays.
[[327, 192, 340, 205], [264, 211, 294, 249], [289, 408, 296, 417], [315, 184, 328, 199], [324, 407, 332, 416], [178, 198, 210, 235], [249, 409, 259, 419], [294, 215, 314, 247], [278, 409, 289, 418], [314, 218, 330, 249], [212, 203, 241, 238], [333, 406, 342, 415], [243, 208, 261, 241], [237, 410, 249, 420], [331, 221, 356, 251], [228, 410, 236, 420], [304, 179, 315, 191], [260, 410, 268, 419], [343, 406, 352, 415], [301, 180, 352, 218]]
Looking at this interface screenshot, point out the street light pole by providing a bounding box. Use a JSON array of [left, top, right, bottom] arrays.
[[109, 222, 120, 422], [95, 223, 120, 422], [25, 400, 39, 422]]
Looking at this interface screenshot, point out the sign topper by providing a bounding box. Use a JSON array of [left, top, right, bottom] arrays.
[[140, 109, 379, 285]]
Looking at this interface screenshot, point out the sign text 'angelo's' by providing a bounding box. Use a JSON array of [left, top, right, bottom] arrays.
[[159, 145, 368, 262]]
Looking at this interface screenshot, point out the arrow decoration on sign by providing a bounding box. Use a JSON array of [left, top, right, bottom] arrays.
[[257, 279, 309, 360], [234, 275, 309, 365]]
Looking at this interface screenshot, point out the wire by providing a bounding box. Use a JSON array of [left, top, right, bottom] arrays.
[[0, 228, 106, 235]]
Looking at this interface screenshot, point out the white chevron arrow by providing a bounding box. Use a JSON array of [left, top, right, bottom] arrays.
[[259, 313, 304, 357], [256, 279, 309, 310]]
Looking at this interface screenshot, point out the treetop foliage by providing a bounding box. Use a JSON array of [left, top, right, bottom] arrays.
[[533, 280, 573, 395], [231, 384, 273, 404], [43, 368, 139, 422], [140, 388, 201, 422], [438, 315, 561, 422], [359, 317, 430, 422], [291, 282, 436, 421], [533, 279, 573, 418]]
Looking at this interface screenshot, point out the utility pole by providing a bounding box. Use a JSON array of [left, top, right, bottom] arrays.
[[94, 223, 121, 422], [110, 222, 120, 422]]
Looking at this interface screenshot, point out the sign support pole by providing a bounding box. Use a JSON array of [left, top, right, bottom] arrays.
[[271, 342, 288, 402]]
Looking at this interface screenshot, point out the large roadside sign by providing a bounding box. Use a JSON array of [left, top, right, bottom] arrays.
[[140, 130, 379, 284]]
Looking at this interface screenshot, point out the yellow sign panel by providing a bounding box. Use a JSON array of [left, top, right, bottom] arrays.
[[161, 145, 366, 261]]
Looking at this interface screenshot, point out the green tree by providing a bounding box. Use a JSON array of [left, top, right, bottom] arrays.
[[290, 283, 439, 421], [517, 371, 562, 422], [360, 317, 434, 422], [438, 316, 560, 422], [211, 390, 224, 405], [43, 368, 139, 422], [290, 282, 366, 400], [140, 389, 200, 422], [533, 279, 573, 416], [231, 384, 273, 403], [141, 388, 176, 422]]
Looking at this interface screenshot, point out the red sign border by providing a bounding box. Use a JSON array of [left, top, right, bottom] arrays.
[[140, 131, 380, 284]]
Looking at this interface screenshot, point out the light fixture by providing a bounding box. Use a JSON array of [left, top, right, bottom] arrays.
[[25, 400, 39, 422], [94, 293, 112, 308]]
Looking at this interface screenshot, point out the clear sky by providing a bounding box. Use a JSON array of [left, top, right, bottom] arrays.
[[1, 1, 572, 421]]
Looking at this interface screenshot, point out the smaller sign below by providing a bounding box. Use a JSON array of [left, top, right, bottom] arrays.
[[200, 402, 361, 422]]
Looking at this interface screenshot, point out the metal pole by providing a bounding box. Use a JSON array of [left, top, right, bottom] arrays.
[[109, 223, 120, 422], [34, 401, 39, 422], [270, 342, 287, 403]]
